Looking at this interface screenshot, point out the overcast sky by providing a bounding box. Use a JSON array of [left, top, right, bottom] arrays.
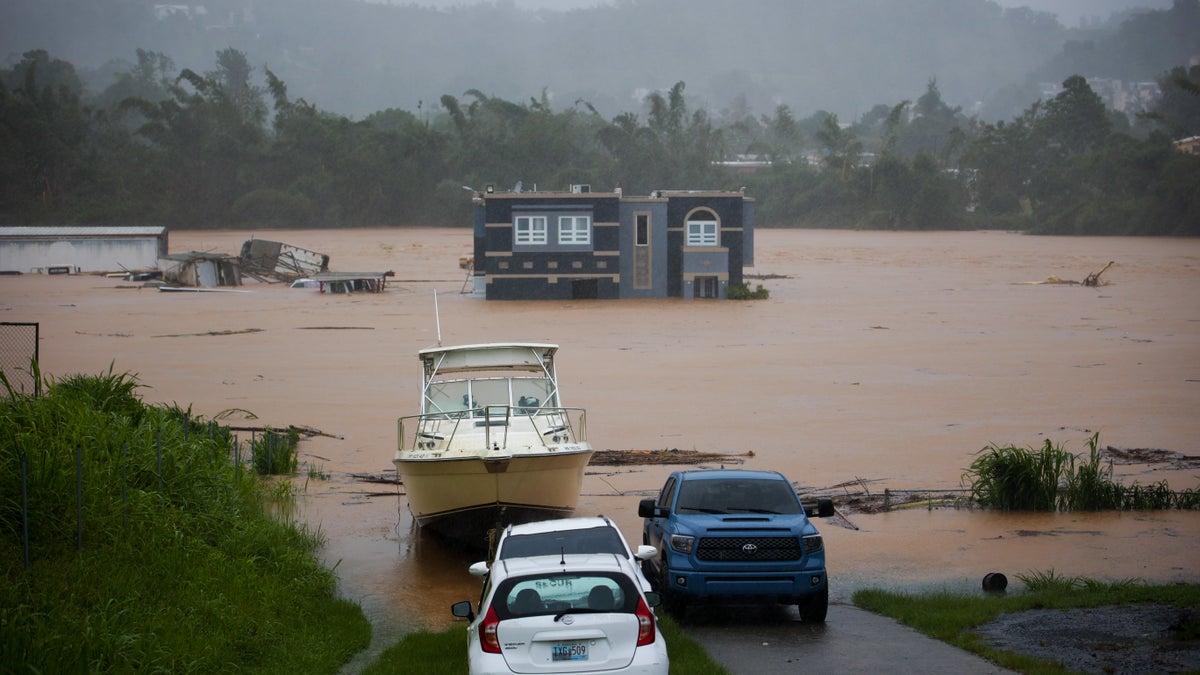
[[411, 0, 1176, 27]]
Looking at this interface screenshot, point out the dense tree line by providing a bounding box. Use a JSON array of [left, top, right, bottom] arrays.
[[1, 48, 1198, 234]]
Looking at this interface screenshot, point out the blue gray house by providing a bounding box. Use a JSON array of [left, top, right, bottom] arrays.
[[471, 186, 754, 299]]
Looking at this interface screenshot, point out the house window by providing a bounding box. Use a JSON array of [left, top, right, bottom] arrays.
[[687, 220, 718, 246], [636, 214, 649, 246], [515, 216, 547, 245], [558, 216, 591, 245]]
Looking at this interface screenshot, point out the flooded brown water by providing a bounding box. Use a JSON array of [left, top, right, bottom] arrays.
[[5, 227, 1199, 656]]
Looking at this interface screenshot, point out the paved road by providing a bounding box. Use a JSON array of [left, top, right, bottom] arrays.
[[681, 602, 1013, 674]]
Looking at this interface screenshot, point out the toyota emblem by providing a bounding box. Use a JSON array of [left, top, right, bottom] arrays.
[[742, 543, 758, 554]]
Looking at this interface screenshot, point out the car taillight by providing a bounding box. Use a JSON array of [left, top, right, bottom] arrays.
[[479, 604, 501, 654], [635, 597, 656, 646]]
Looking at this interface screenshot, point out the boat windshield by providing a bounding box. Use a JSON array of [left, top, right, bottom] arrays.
[[423, 377, 556, 417]]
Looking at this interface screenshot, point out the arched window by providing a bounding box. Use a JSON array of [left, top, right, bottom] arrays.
[[686, 209, 718, 246]]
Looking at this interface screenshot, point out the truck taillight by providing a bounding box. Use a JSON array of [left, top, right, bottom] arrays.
[[635, 597, 656, 646], [479, 604, 501, 653]]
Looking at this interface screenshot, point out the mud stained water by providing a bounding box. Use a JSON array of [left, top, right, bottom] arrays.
[[5, 227, 1200, 654]]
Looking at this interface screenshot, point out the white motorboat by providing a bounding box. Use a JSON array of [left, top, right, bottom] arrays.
[[394, 343, 593, 546]]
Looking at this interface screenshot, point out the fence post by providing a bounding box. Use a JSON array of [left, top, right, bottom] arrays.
[[122, 442, 128, 531], [76, 445, 83, 552], [21, 453, 30, 570], [883, 488, 891, 512], [156, 426, 163, 495]]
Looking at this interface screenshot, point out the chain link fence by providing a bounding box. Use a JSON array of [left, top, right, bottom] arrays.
[[0, 322, 39, 397]]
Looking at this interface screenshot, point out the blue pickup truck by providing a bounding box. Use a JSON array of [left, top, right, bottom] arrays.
[[638, 469, 834, 622]]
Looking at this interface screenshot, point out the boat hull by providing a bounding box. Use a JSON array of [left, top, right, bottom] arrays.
[[394, 448, 593, 546]]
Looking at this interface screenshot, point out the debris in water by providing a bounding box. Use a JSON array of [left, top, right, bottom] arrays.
[[588, 448, 752, 466]]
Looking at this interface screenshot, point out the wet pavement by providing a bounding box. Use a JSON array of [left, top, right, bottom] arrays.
[[683, 602, 1013, 674]]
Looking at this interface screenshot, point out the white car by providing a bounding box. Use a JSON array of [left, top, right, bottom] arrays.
[[470, 516, 657, 591], [452, 553, 669, 675]]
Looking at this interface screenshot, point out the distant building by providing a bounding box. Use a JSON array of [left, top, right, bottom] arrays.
[[714, 155, 772, 175], [152, 4, 207, 21], [1043, 77, 1163, 118], [0, 226, 167, 274], [471, 185, 754, 300], [1176, 136, 1200, 155]]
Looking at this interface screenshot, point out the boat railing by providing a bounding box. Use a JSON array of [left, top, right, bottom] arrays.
[[398, 406, 588, 453]]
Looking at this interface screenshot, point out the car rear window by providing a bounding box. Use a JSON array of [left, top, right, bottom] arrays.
[[498, 526, 627, 559], [494, 572, 637, 618]]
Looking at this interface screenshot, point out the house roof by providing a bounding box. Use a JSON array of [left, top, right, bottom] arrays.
[[310, 271, 393, 281], [0, 226, 166, 238], [161, 251, 237, 262]]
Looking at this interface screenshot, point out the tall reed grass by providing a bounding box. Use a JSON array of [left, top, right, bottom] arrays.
[[1, 368, 369, 673], [249, 426, 301, 475], [962, 433, 1199, 511]]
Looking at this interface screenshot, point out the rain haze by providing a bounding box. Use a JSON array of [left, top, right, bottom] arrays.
[[419, 0, 1175, 26], [0, 0, 1188, 123]]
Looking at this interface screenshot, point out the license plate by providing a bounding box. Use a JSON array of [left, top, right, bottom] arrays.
[[551, 642, 588, 662]]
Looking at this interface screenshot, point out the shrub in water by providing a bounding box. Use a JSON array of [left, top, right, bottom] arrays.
[[727, 282, 769, 300], [963, 433, 1194, 512], [250, 427, 300, 475]]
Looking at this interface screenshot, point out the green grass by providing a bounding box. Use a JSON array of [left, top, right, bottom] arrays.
[[656, 613, 730, 674], [1, 369, 370, 673], [362, 627, 468, 675], [853, 575, 1200, 673], [363, 612, 729, 675], [961, 433, 1199, 511]]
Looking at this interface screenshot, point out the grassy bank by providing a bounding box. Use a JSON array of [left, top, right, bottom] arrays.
[[0, 369, 370, 673], [853, 573, 1200, 673]]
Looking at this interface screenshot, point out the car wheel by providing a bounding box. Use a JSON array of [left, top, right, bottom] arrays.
[[797, 586, 828, 623]]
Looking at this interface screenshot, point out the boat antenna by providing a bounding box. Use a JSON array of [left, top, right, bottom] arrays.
[[434, 289, 442, 346]]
